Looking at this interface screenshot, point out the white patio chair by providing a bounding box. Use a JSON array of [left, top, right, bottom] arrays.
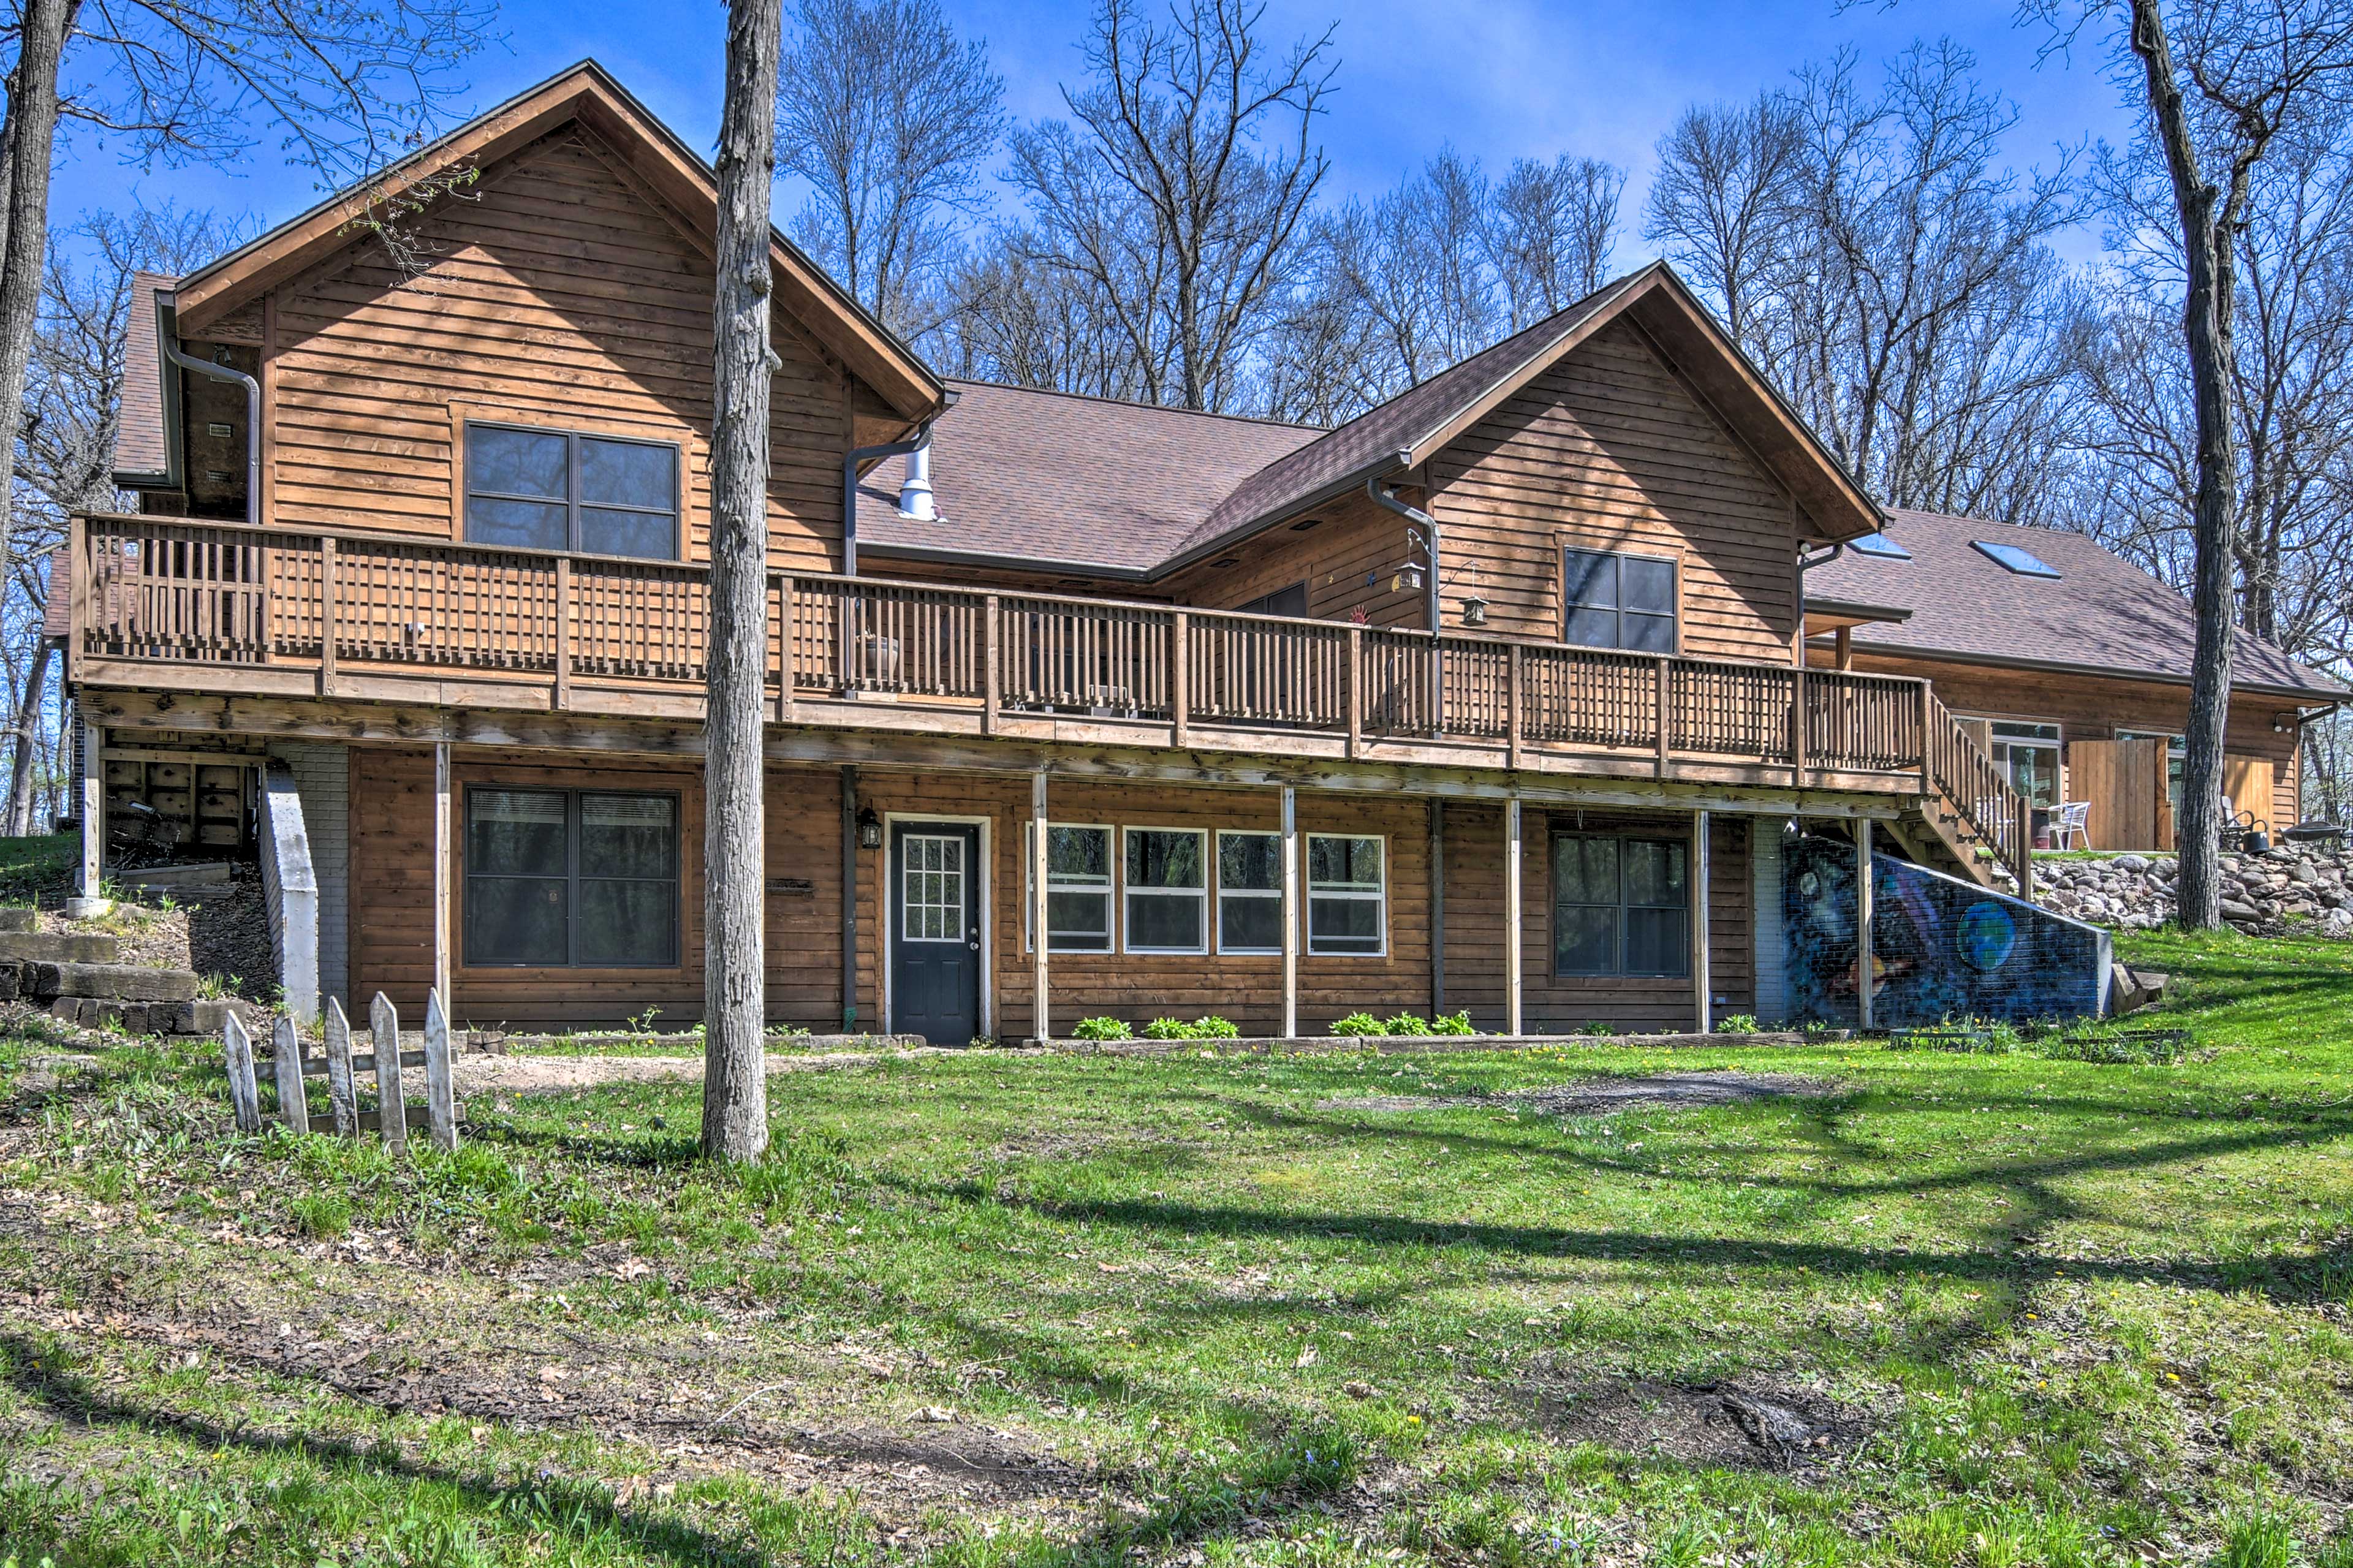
[[2049, 800, 2091, 850]]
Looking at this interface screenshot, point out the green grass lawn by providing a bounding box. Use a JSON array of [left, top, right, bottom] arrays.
[[1, 928, 2349, 1566], [0, 833, 74, 908]]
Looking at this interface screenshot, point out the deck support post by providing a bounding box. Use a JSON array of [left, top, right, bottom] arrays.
[[841, 765, 858, 1029], [1170, 612, 1188, 748], [1505, 797, 1523, 1036], [1281, 785, 1298, 1040], [1789, 660, 1808, 786], [1031, 769, 1050, 1044], [553, 555, 571, 711], [1855, 820, 1874, 1033], [78, 715, 102, 898], [1428, 798, 1445, 1020], [1692, 809, 1711, 1034], [1654, 659, 1672, 778], [2014, 793, 2036, 902], [432, 741, 452, 1012]]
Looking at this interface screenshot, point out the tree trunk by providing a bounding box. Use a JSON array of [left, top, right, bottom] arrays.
[[2128, 0, 2238, 930], [4, 638, 53, 836], [0, 0, 80, 596], [701, 0, 784, 1164]]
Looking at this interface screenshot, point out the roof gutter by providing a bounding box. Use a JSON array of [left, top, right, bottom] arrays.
[[841, 420, 934, 577], [1366, 462, 1440, 636], [1798, 542, 1844, 572], [157, 301, 259, 525]]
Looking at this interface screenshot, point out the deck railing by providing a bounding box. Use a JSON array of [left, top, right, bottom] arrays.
[[72, 515, 1959, 786]]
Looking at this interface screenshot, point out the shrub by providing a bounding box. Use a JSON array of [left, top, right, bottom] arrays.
[[1382, 1013, 1430, 1037], [1577, 1020, 1615, 1036], [1428, 1011, 1476, 1036], [1190, 1015, 1240, 1038], [1139, 1017, 1192, 1039], [1714, 1013, 1762, 1034], [1329, 1012, 1387, 1037], [1072, 1017, 1132, 1041]]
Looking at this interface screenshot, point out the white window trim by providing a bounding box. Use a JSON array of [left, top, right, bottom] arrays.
[[1022, 820, 1115, 955], [1215, 827, 1283, 956], [1305, 831, 1387, 958], [1123, 825, 1210, 956]]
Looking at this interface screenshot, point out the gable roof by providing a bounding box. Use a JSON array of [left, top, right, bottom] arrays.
[[1169, 262, 1884, 566], [1808, 509, 2347, 701], [856, 380, 1322, 575], [112, 273, 172, 485], [166, 59, 942, 423]]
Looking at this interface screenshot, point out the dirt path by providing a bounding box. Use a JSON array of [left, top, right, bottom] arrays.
[[453, 1046, 966, 1094], [1317, 1071, 1838, 1115]]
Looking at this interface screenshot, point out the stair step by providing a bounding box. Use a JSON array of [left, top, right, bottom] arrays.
[[6, 960, 199, 1004], [0, 907, 32, 934], [0, 931, 121, 964]]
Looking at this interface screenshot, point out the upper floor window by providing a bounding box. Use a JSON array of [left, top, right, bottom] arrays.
[[1563, 548, 1676, 653], [464, 422, 680, 561]]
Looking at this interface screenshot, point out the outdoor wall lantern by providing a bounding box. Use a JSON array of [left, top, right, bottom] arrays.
[[1460, 593, 1490, 627], [857, 806, 884, 850]]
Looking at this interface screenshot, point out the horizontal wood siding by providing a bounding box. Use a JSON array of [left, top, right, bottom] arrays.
[[349, 751, 849, 1029], [265, 127, 856, 573], [1162, 490, 1421, 626], [1440, 801, 1750, 1032], [1846, 651, 2303, 831], [1429, 320, 1799, 663]]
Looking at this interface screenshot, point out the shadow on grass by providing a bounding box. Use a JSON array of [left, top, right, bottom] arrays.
[[0, 1330, 789, 1567]]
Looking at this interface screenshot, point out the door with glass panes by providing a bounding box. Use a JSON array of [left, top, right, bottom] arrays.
[[891, 823, 981, 1043]]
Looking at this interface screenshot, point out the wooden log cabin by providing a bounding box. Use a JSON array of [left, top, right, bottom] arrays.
[[63, 59, 2305, 1039]]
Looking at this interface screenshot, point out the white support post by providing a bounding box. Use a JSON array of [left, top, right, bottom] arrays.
[[1031, 770, 1049, 1045], [1280, 786, 1298, 1040], [433, 742, 452, 1012], [1855, 821, 1875, 1033], [1692, 810, 1712, 1034], [1506, 797, 1523, 1036], [78, 717, 103, 901]]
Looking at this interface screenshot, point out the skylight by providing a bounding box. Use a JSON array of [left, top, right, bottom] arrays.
[[1971, 539, 2062, 579], [1849, 532, 1911, 561]]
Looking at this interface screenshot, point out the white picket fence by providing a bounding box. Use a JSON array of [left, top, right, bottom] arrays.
[[222, 990, 458, 1153]]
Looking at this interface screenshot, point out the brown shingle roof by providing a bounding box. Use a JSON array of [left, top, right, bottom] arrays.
[[857, 379, 1321, 574], [1809, 509, 2347, 700], [113, 273, 173, 482]]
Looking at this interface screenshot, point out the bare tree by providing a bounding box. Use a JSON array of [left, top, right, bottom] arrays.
[[2028, 0, 2353, 923], [703, 0, 784, 1164], [8, 204, 240, 833], [1319, 150, 1499, 397], [1643, 91, 1806, 346], [775, 0, 1006, 341], [1484, 153, 1624, 327], [1006, 0, 1336, 412]]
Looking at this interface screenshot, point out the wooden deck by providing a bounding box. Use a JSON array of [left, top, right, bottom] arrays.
[[66, 513, 2029, 866]]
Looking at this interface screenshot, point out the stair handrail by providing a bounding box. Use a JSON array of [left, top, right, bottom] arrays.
[[1922, 689, 2024, 868]]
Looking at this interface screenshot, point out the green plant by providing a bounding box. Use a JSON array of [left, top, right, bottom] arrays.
[[1382, 1013, 1430, 1036], [1428, 1010, 1476, 1036], [1578, 1020, 1615, 1036], [287, 1189, 352, 1240], [1328, 1012, 1387, 1037], [1714, 1013, 1761, 1033], [1072, 1016, 1132, 1041], [624, 1006, 664, 1039], [1190, 1015, 1238, 1038], [1139, 1017, 1193, 1039], [194, 974, 237, 1001]]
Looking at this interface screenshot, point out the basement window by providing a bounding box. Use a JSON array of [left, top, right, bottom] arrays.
[[1971, 539, 2061, 578], [1552, 834, 1688, 979], [1023, 824, 1113, 953], [464, 421, 680, 560], [1306, 835, 1385, 956], [464, 787, 680, 968], [1217, 830, 1282, 954], [1125, 828, 1208, 954]]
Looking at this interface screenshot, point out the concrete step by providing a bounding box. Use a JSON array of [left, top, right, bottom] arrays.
[[6, 960, 198, 1004], [0, 907, 33, 933], [0, 931, 121, 964], [118, 862, 232, 890]]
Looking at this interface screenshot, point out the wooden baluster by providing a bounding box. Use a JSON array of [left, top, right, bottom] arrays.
[[1170, 611, 1188, 746], [1506, 643, 1524, 770], [555, 556, 572, 711], [318, 536, 338, 695], [1345, 626, 1363, 757], [1918, 683, 1936, 799], [983, 594, 1001, 731], [1790, 659, 1807, 784], [1654, 657, 1673, 778]]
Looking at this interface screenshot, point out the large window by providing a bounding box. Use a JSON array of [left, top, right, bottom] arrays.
[[1234, 582, 1308, 618], [1306, 835, 1385, 956], [1563, 548, 1677, 653], [1217, 830, 1282, 954], [464, 787, 680, 968], [1985, 720, 2063, 808], [464, 422, 681, 560], [1125, 828, 1207, 953], [1552, 835, 1687, 978], [1025, 824, 1113, 953]]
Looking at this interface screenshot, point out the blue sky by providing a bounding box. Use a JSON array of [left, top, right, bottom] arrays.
[[54, 0, 2142, 267]]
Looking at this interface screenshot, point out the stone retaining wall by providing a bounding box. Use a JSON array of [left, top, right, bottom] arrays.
[[2036, 846, 2353, 936]]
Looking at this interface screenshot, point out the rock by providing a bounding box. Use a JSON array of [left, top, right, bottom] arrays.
[[2221, 899, 2264, 922], [2116, 854, 2150, 872], [0, 907, 34, 933]]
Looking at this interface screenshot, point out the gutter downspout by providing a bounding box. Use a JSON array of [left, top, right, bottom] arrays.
[[841, 420, 936, 577], [1797, 542, 1845, 572], [161, 329, 260, 526]]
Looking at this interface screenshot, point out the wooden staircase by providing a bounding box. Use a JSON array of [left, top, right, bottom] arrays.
[[1884, 696, 2032, 892]]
